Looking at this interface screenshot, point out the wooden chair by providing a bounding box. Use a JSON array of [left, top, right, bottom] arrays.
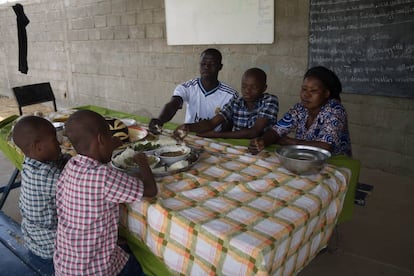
[[12, 82, 57, 115]]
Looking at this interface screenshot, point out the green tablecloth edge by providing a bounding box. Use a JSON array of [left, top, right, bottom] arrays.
[[0, 114, 23, 170], [119, 226, 171, 276]]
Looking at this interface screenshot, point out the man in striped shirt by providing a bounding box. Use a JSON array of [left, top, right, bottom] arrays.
[[149, 48, 238, 134], [13, 116, 71, 276]]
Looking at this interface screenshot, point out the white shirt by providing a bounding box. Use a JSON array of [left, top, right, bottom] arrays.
[[173, 78, 238, 123]]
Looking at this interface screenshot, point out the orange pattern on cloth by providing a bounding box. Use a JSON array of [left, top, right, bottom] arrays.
[[122, 131, 350, 275]]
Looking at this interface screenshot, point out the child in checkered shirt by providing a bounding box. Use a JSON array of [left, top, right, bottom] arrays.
[[12, 115, 71, 276], [54, 110, 157, 276]]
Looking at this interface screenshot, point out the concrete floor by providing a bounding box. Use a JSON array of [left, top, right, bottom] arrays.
[[1, 98, 413, 275]]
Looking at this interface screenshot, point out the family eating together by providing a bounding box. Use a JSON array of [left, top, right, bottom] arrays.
[[12, 48, 351, 275]]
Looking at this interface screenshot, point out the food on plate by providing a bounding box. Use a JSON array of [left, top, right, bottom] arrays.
[[132, 141, 161, 152], [169, 160, 189, 171], [128, 126, 148, 142], [160, 150, 186, 157], [112, 148, 159, 170], [105, 117, 129, 142], [119, 118, 137, 127], [155, 145, 191, 165]]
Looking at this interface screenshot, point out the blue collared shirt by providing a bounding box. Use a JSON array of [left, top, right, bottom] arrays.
[[219, 93, 279, 132], [19, 154, 70, 258]]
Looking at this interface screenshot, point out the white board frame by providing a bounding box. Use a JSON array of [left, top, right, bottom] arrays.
[[165, 0, 274, 45]]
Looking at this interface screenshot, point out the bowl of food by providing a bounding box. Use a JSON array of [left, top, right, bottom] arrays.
[[155, 145, 191, 166], [111, 148, 160, 174], [275, 145, 331, 175]]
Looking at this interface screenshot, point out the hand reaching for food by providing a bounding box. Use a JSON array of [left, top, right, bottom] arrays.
[[149, 118, 163, 135], [173, 124, 189, 143]]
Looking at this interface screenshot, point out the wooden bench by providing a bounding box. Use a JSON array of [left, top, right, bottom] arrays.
[[0, 211, 51, 275]]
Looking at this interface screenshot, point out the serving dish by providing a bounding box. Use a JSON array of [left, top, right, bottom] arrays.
[[155, 144, 191, 165], [276, 145, 331, 175], [128, 126, 148, 142], [111, 148, 160, 174], [152, 149, 200, 177], [47, 109, 76, 122], [119, 118, 137, 127]]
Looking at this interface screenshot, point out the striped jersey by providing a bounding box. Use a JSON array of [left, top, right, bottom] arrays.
[[173, 78, 238, 123]]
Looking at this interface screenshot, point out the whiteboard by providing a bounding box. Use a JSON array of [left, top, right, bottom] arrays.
[[165, 0, 274, 45]]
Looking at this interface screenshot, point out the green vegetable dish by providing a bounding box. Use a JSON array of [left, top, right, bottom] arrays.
[[132, 142, 161, 152]]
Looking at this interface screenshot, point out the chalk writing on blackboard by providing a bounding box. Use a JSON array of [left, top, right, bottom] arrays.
[[309, 0, 414, 98]]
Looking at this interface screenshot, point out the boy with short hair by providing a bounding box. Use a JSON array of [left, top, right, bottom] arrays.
[[12, 115, 71, 275], [53, 110, 157, 276], [173, 67, 279, 140]]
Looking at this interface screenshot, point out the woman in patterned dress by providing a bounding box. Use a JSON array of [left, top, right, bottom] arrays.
[[248, 66, 352, 156]]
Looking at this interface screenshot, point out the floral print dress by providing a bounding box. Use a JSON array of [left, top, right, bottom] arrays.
[[272, 99, 352, 156]]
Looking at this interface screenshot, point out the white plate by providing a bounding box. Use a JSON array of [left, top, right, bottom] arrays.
[[120, 118, 137, 127], [128, 126, 148, 142]]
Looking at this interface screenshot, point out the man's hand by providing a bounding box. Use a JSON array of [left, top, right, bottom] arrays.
[[248, 137, 264, 155], [173, 124, 189, 143], [149, 118, 163, 135]]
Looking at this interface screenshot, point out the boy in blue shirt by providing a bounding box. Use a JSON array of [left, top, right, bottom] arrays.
[[12, 115, 71, 275]]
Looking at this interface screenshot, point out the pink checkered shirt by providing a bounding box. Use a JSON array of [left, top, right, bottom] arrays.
[[54, 155, 144, 276]]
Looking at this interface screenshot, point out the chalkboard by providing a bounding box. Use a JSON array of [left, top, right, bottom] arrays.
[[309, 0, 414, 98], [164, 0, 274, 45]]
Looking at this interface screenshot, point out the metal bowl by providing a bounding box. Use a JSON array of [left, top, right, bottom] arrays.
[[276, 145, 331, 175]]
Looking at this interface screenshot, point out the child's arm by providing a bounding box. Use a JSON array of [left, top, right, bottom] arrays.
[[198, 117, 270, 139], [132, 153, 158, 197]]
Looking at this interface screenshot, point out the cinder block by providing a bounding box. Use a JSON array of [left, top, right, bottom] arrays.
[[114, 27, 130, 39], [153, 8, 165, 24], [94, 2, 111, 16], [88, 29, 101, 40], [126, 0, 141, 11], [94, 16, 107, 28], [112, 0, 127, 13], [71, 18, 94, 30], [146, 24, 163, 39], [121, 14, 136, 26], [100, 28, 114, 40], [136, 10, 152, 24], [143, 0, 163, 10], [129, 26, 145, 39], [108, 15, 121, 27], [47, 31, 65, 41]]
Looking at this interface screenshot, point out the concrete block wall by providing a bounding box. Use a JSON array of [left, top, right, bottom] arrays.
[[0, 0, 70, 103], [0, 0, 413, 178]]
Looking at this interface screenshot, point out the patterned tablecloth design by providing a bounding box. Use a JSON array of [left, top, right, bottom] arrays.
[[121, 132, 350, 275], [0, 111, 350, 275]]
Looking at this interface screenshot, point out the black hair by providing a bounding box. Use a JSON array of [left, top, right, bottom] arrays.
[[201, 48, 222, 63], [243, 67, 267, 85], [304, 66, 342, 101]]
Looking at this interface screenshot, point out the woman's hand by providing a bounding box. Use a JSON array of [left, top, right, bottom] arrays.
[[278, 136, 297, 145], [248, 137, 264, 155]]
